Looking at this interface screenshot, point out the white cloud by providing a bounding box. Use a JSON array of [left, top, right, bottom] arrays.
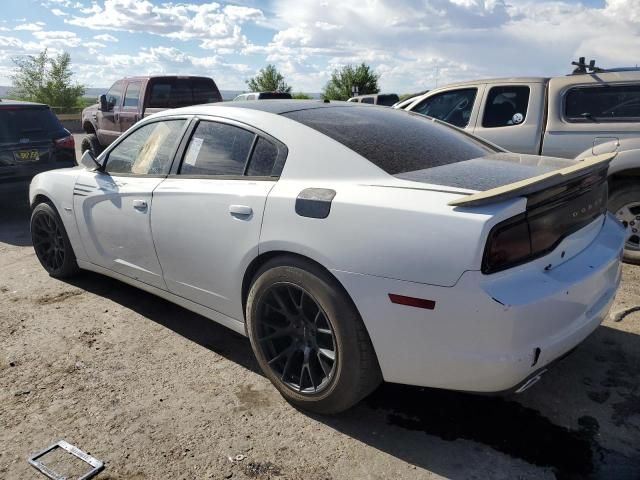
[[32, 30, 81, 48], [65, 0, 265, 53], [15, 24, 44, 31], [94, 33, 118, 42], [51, 8, 68, 16]]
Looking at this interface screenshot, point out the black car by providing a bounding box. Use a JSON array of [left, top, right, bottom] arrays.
[[0, 100, 76, 195]]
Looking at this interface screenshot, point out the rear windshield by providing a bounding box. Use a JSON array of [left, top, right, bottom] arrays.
[[377, 94, 400, 106], [148, 78, 222, 108], [282, 106, 497, 174], [259, 92, 292, 100], [0, 107, 64, 144]]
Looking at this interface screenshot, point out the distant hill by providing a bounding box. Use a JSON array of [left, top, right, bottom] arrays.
[[1, 86, 319, 102]]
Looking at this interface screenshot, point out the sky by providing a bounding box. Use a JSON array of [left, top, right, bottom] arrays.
[[0, 0, 638, 93]]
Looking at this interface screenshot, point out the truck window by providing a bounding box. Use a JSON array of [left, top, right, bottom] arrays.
[[361, 97, 375, 104], [565, 84, 640, 122], [148, 78, 222, 109], [123, 82, 142, 108], [105, 81, 124, 110], [482, 86, 530, 128], [412, 88, 477, 128]]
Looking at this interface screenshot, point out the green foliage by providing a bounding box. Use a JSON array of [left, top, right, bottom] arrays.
[[9, 49, 85, 112], [322, 63, 380, 101], [246, 64, 292, 93], [291, 92, 312, 99]]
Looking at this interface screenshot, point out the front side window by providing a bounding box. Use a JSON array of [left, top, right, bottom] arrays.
[[105, 81, 124, 110], [482, 86, 530, 128], [104, 120, 186, 175], [412, 88, 477, 128], [180, 121, 255, 176], [123, 82, 142, 108], [565, 84, 640, 121]]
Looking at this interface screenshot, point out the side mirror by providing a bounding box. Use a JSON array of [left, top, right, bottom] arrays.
[[99, 94, 108, 111], [80, 150, 101, 171]]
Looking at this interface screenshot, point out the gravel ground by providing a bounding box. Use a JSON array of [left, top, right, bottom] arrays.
[[1, 194, 639, 480]]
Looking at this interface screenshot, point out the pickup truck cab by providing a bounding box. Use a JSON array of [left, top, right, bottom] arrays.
[[403, 65, 640, 263], [81, 75, 221, 156]]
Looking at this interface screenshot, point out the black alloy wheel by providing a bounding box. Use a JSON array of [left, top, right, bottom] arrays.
[[255, 283, 337, 393], [31, 202, 79, 277]]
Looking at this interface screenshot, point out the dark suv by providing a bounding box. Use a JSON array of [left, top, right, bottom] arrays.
[[0, 100, 75, 195]]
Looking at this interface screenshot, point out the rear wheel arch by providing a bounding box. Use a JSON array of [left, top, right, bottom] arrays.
[[241, 252, 376, 346]]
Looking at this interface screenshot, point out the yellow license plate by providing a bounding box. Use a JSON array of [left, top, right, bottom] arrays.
[[15, 150, 40, 161]]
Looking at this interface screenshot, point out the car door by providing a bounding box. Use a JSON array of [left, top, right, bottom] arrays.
[[409, 86, 483, 130], [472, 83, 544, 154], [96, 80, 124, 146], [73, 117, 189, 289], [151, 118, 286, 320], [119, 80, 143, 134]]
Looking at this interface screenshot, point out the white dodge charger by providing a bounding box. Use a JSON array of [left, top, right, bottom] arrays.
[[29, 101, 625, 413]]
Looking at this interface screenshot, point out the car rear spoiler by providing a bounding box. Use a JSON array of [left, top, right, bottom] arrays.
[[448, 152, 616, 207]]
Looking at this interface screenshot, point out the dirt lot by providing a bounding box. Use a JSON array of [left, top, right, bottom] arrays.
[[1, 194, 639, 480]]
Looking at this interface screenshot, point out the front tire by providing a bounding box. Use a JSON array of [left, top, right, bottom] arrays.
[[31, 202, 79, 278], [81, 133, 103, 157], [609, 182, 640, 265], [246, 257, 381, 414]]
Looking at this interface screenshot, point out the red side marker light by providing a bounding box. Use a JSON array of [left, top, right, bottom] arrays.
[[388, 294, 436, 310]]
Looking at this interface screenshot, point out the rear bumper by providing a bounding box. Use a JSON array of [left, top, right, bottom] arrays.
[[333, 214, 625, 392]]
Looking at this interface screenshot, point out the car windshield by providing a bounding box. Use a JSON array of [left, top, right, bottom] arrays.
[[0, 107, 64, 144], [282, 106, 497, 175]]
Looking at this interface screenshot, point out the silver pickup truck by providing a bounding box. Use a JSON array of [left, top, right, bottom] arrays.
[[402, 63, 640, 264]]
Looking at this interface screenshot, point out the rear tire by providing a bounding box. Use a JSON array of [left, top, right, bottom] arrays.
[[81, 133, 103, 157], [609, 182, 640, 265], [246, 256, 381, 414], [31, 202, 80, 278]]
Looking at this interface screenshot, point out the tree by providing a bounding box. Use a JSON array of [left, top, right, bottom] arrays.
[[322, 63, 380, 101], [291, 92, 312, 99], [246, 64, 292, 93], [10, 49, 85, 112]]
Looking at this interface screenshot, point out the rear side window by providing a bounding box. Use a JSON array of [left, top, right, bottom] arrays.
[[123, 82, 142, 108], [412, 88, 477, 128], [0, 107, 64, 143], [361, 97, 375, 104], [247, 137, 278, 176], [180, 121, 255, 176], [482, 86, 530, 128], [565, 84, 640, 121], [148, 78, 222, 108], [105, 120, 186, 175], [283, 106, 496, 175]]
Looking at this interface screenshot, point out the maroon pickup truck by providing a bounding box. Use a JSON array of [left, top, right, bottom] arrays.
[[81, 75, 222, 155]]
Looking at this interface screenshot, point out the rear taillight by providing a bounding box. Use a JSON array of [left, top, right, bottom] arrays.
[[483, 177, 607, 274], [55, 135, 75, 150]]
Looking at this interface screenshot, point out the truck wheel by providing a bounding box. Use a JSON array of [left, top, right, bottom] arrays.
[[246, 256, 382, 414], [81, 134, 103, 157], [609, 183, 640, 265]]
